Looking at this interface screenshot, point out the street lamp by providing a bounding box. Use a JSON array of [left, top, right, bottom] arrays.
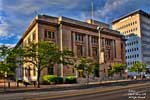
[[58, 17, 63, 77], [97, 26, 104, 82]]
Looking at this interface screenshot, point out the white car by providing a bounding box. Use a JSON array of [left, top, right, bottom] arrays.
[[144, 74, 150, 79]]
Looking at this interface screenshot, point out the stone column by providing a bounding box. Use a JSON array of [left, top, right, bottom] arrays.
[[72, 32, 78, 77], [89, 36, 92, 57], [85, 35, 89, 56], [72, 32, 76, 56]]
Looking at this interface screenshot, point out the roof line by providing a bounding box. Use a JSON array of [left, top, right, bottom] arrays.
[[112, 9, 150, 24]]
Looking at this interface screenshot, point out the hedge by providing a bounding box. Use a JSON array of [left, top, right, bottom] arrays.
[[65, 76, 77, 84], [43, 75, 63, 84]]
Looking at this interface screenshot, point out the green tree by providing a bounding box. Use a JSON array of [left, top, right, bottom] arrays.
[[16, 41, 74, 88], [93, 63, 100, 77], [110, 63, 126, 79], [129, 61, 146, 79], [75, 57, 95, 84], [0, 45, 16, 89], [108, 69, 115, 77], [0, 45, 16, 78]]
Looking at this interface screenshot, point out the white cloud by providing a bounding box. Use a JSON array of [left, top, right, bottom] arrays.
[[1, 0, 150, 45], [99, 0, 130, 17], [3, 0, 81, 15], [0, 16, 14, 38], [4, 1, 41, 15], [0, 43, 15, 47], [0, 0, 82, 40]]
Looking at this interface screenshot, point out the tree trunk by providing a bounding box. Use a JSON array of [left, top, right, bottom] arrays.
[[140, 72, 142, 80], [4, 77, 6, 91], [87, 72, 89, 85], [37, 70, 41, 88]]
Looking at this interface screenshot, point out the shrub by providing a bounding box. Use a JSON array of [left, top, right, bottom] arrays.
[[56, 77, 64, 84], [43, 75, 64, 84], [43, 75, 58, 84], [93, 63, 100, 77], [65, 76, 77, 84]]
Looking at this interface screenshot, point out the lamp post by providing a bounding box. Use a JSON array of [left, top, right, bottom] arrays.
[[60, 23, 63, 77], [97, 26, 104, 83], [58, 17, 64, 77]]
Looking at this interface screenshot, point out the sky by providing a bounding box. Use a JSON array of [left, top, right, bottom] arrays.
[[0, 0, 150, 46]]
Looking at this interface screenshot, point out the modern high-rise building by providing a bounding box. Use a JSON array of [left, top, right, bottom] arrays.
[[112, 10, 150, 73], [15, 15, 126, 82]]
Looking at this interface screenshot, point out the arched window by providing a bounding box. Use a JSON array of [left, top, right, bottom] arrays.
[[25, 67, 27, 77], [28, 66, 31, 77], [48, 66, 54, 75], [33, 66, 36, 76]]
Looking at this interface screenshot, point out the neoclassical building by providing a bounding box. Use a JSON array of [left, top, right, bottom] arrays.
[[15, 15, 126, 82]]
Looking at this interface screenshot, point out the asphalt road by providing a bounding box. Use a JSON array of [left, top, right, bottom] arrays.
[[47, 86, 150, 100], [0, 82, 149, 100]]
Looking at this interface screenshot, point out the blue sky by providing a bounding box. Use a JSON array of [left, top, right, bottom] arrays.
[[0, 0, 150, 46]]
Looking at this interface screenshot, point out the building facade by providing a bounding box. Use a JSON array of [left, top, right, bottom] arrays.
[[125, 34, 142, 76], [112, 10, 150, 71], [16, 15, 126, 82]]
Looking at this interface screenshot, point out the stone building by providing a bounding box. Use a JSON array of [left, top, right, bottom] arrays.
[[15, 15, 126, 82]]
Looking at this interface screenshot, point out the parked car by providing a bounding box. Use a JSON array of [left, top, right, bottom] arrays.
[[144, 74, 150, 79]]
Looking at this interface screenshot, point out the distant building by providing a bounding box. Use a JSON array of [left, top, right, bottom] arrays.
[[112, 10, 150, 70], [125, 34, 142, 76], [15, 15, 126, 82]]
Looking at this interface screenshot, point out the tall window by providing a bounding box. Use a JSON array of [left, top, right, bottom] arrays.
[[28, 36, 31, 44], [25, 68, 27, 77], [77, 45, 83, 56], [48, 67, 54, 75], [91, 36, 98, 44], [48, 31, 55, 39], [44, 30, 55, 39], [112, 40, 116, 58], [75, 33, 84, 41], [27, 66, 31, 77], [33, 66, 36, 76], [105, 39, 111, 46], [105, 49, 111, 61], [44, 30, 47, 38], [92, 47, 98, 58], [101, 38, 105, 46], [32, 33, 36, 41]]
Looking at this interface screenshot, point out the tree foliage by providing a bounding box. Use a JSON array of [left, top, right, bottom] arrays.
[[16, 41, 74, 88], [129, 61, 146, 76], [74, 57, 96, 84], [93, 63, 99, 77], [109, 63, 126, 78], [0, 45, 16, 79]]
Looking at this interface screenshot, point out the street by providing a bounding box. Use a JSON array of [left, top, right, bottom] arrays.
[[0, 82, 149, 100], [46, 85, 149, 100]]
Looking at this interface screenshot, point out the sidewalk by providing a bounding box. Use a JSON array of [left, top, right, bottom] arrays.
[[0, 79, 149, 94]]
